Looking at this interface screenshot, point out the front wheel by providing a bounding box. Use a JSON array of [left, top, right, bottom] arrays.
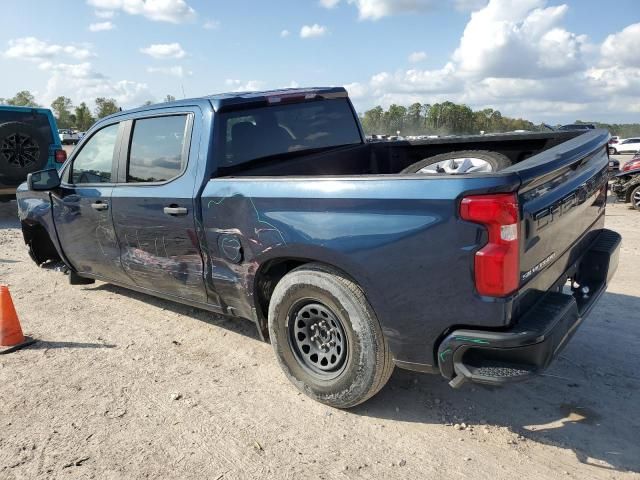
[[609, 147, 618, 155], [268, 263, 394, 408], [631, 185, 640, 211]]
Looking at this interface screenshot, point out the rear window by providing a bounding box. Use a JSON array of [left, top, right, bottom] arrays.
[[0, 109, 54, 144], [219, 98, 361, 168]]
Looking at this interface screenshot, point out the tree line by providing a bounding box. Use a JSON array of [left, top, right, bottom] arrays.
[[359, 102, 640, 137], [0, 90, 176, 131], [2, 89, 639, 137]]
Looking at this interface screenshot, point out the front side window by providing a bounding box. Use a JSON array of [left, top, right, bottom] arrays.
[[127, 115, 188, 183], [71, 123, 119, 184]]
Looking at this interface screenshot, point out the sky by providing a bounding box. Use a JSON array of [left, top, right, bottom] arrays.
[[1, 0, 639, 123]]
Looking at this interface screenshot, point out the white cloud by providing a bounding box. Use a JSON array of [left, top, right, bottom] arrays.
[[452, 0, 587, 78], [408, 51, 427, 63], [147, 65, 192, 77], [203, 19, 220, 30], [89, 21, 115, 32], [453, 0, 488, 11], [300, 24, 327, 38], [94, 9, 115, 18], [346, 0, 437, 20], [3, 37, 93, 61], [280, 29, 290, 38], [319, 0, 341, 8], [225, 79, 266, 91], [601, 23, 640, 68], [345, 1, 640, 122], [87, 0, 196, 23], [140, 43, 186, 59], [35, 61, 151, 108]]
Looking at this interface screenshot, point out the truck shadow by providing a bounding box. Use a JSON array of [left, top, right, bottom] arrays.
[[0, 198, 19, 229], [90, 283, 261, 341], [353, 290, 640, 474]]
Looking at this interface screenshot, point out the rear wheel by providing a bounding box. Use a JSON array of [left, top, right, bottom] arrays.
[[401, 150, 512, 175], [268, 263, 394, 408], [0, 122, 49, 181]]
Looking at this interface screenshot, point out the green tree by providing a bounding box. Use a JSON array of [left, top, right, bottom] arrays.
[[384, 104, 407, 134], [5, 90, 40, 107], [164, 94, 176, 103], [361, 106, 384, 133], [51, 96, 75, 129], [74, 102, 95, 131], [94, 97, 119, 119]]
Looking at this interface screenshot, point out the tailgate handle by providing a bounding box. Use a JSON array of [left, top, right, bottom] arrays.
[[90, 202, 109, 211], [164, 206, 188, 216]]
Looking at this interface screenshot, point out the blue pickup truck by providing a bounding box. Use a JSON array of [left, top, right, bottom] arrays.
[[0, 105, 66, 197], [16, 87, 620, 407]]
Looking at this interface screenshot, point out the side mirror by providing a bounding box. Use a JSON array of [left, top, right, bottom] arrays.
[[27, 169, 61, 191]]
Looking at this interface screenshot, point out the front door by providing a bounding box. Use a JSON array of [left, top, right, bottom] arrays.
[[52, 122, 129, 283], [110, 112, 207, 303]]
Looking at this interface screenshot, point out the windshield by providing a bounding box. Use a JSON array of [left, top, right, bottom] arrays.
[[218, 98, 362, 168]]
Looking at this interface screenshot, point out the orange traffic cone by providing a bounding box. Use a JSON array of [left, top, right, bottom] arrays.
[[0, 285, 36, 354]]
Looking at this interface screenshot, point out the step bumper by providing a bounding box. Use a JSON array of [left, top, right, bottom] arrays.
[[437, 228, 621, 388]]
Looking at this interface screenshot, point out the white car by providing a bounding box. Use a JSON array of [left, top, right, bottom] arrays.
[[610, 137, 640, 154], [58, 129, 79, 145]]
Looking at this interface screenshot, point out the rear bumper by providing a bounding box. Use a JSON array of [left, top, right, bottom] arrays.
[[437, 228, 621, 388]]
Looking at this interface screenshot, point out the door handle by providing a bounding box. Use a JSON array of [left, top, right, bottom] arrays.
[[163, 206, 188, 216], [91, 202, 109, 211]]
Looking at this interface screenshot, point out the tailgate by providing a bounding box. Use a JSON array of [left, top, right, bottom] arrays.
[[509, 129, 610, 292]]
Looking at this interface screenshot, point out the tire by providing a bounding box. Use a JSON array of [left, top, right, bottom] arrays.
[[631, 185, 640, 211], [609, 147, 618, 155], [0, 122, 49, 181], [268, 263, 394, 408], [401, 149, 512, 175]]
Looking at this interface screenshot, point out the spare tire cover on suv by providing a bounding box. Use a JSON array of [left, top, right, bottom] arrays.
[[0, 121, 50, 182]]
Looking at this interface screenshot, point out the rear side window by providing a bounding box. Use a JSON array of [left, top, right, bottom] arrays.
[[127, 115, 188, 183], [0, 110, 54, 144], [71, 123, 119, 184], [220, 98, 361, 168]]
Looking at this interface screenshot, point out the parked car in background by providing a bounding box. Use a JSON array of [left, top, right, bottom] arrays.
[[0, 105, 66, 197], [558, 124, 595, 131], [58, 129, 80, 145], [609, 137, 640, 155], [621, 154, 640, 173], [611, 161, 640, 211]]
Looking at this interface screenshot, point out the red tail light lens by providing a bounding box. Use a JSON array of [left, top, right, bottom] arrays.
[[460, 193, 520, 297], [54, 149, 67, 163], [622, 159, 640, 172]]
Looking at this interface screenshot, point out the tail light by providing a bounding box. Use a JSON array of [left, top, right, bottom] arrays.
[[460, 193, 520, 297], [622, 159, 640, 172], [54, 149, 67, 163]]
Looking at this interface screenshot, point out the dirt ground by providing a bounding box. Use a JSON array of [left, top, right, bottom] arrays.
[[0, 184, 639, 479]]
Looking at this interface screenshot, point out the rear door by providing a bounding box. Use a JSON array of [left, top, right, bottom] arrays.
[[110, 109, 207, 303], [53, 121, 130, 282]]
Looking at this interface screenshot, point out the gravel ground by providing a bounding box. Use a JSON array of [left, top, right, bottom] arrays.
[[0, 186, 639, 479]]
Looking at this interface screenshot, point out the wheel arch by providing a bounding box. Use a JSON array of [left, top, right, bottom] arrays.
[[252, 254, 366, 342]]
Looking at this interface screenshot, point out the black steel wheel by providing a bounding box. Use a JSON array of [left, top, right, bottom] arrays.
[[268, 263, 394, 408], [288, 301, 348, 378], [0, 122, 49, 181]]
